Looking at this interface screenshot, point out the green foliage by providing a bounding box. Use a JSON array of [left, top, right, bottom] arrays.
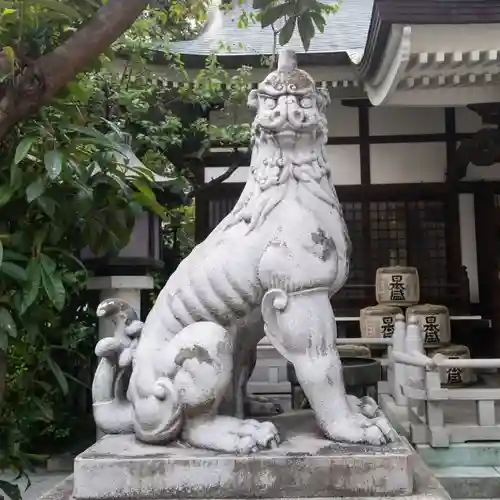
[[0, 0, 327, 497], [0, 2, 258, 498], [0, 85, 165, 498], [0, 297, 96, 489], [251, 0, 340, 52]]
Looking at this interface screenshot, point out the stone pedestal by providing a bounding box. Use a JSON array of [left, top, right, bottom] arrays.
[[72, 411, 414, 500]]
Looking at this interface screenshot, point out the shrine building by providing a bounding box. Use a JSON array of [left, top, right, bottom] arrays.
[[148, 0, 500, 367]]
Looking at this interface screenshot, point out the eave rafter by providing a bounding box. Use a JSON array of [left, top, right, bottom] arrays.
[[353, 0, 500, 106], [399, 49, 500, 91]]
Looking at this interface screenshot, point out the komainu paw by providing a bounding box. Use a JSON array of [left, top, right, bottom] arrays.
[[235, 419, 280, 454]]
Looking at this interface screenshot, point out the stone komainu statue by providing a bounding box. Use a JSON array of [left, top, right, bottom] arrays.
[[92, 50, 393, 453]]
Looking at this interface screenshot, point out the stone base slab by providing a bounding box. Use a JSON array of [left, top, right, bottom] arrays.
[[40, 458, 451, 500], [73, 411, 415, 499]]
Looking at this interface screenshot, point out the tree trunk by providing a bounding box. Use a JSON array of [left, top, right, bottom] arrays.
[[0, 0, 149, 143]]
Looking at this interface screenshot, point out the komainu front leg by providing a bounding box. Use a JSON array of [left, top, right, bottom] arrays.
[[262, 288, 394, 446]]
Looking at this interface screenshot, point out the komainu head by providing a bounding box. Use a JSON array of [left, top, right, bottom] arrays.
[[248, 50, 330, 149]]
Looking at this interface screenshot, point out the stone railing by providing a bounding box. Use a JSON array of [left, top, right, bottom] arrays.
[[342, 315, 500, 448], [388, 314, 500, 447], [252, 314, 500, 448]]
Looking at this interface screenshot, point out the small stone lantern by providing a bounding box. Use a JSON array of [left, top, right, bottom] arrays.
[[82, 137, 168, 336], [80, 210, 163, 278]]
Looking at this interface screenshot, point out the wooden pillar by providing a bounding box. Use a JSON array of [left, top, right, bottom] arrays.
[[474, 186, 499, 355]]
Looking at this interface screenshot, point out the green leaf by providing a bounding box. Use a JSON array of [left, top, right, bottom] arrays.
[[41, 266, 66, 311], [0, 239, 3, 267], [0, 479, 22, 500], [26, 178, 45, 203], [66, 81, 93, 103], [21, 259, 42, 313], [252, 0, 274, 8], [260, 4, 289, 28], [33, 227, 49, 253], [310, 10, 326, 33], [35, 0, 81, 19], [46, 356, 69, 395], [40, 253, 57, 274], [37, 196, 56, 218], [0, 306, 16, 338], [0, 262, 26, 282], [131, 192, 167, 220], [3, 250, 28, 262], [10, 161, 22, 189], [298, 13, 315, 51], [279, 16, 296, 46], [3, 45, 15, 66], [68, 125, 119, 150], [44, 150, 63, 179], [14, 136, 36, 165], [0, 185, 13, 206], [45, 247, 86, 270], [134, 178, 156, 202], [33, 397, 54, 421]]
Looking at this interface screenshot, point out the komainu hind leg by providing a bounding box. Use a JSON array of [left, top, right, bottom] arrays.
[[130, 320, 281, 453]]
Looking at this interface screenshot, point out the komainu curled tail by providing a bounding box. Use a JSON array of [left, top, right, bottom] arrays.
[[92, 299, 232, 444], [92, 299, 280, 453]]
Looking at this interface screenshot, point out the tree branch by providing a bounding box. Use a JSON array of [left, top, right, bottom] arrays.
[[190, 150, 245, 197], [0, 0, 149, 143]]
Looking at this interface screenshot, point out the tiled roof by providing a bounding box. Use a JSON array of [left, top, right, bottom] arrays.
[[164, 0, 375, 57]]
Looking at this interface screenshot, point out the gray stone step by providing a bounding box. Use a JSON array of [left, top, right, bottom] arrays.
[[432, 467, 500, 499], [418, 443, 500, 468]]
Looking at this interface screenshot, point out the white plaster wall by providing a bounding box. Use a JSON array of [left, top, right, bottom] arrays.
[[209, 99, 359, 137], [326, 100, 359, 137], [370, 142, 447, 184], [325, 145, 361, 185], [369, 106, 445, 135], [204, 145, 361, 185], [458, 194, 479, 303], [411, 24, 500, 53], [463, 162, 500, 181]]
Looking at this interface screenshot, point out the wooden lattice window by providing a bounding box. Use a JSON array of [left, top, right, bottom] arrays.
[[369, 200, 448, 288], [208, 197, 240, 231], [336, 202, 366, 299]]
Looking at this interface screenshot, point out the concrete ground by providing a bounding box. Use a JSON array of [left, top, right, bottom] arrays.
[[0, 472, 68, 500]]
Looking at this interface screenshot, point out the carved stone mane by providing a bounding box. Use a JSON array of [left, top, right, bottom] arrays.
[[222, 50, 343, 235]]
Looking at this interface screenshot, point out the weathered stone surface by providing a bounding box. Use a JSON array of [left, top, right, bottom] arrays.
[[73, 412, 414, 500], [92, 48, 392, 452]]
